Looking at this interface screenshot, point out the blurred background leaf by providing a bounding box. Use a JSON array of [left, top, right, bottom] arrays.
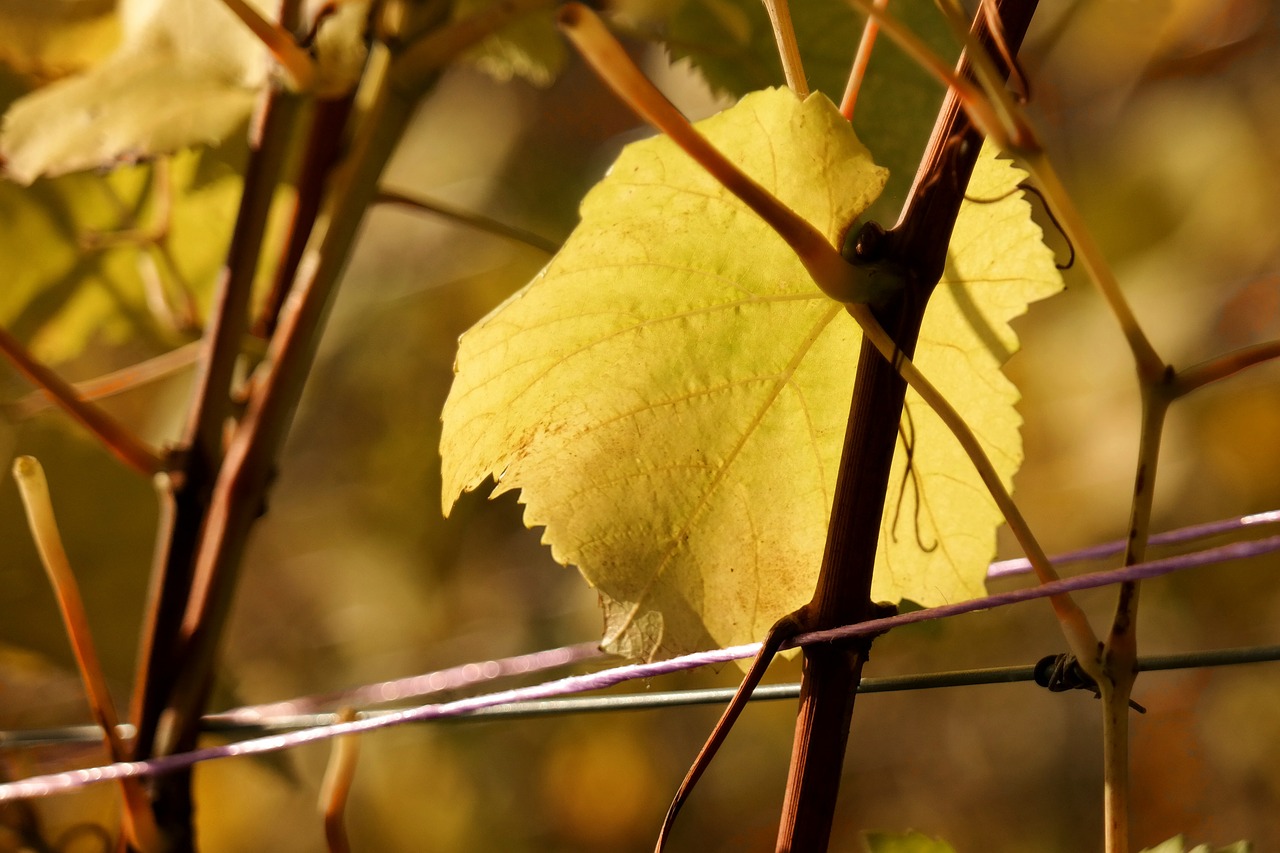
[[0, 0, 1278, 850]]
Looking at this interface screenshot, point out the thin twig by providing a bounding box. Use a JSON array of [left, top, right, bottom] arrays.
[[7, 342, 205, 420], [840, 0, 888, 120], [319, 708, 360, 853], [1174, 339, 1280, 396], [376, 188, 559, 254], [217, 0, 316, 89], [0, 327, 164, 475]]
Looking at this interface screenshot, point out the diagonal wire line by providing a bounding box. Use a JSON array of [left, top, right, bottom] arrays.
[[7, 644, 1279, 748], [1, 532, 1277, 802], [987, 508, 1279, 580]]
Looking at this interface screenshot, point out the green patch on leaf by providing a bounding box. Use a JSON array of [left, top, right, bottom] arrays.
[[441, 87, 1061, 660], [863, 830, 956, 853]]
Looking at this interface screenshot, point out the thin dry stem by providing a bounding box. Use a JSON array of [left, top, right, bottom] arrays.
[[762, 0, 809, 97], [7, 342, 222, 420], [844, 0, 1002, 136], [320, 708, 360, 853], [556, 2, 886, 305], [12, 457, 162, 852], [1174, 338, 1280, 396], [0, 327, 165, 475], [1099, 390, 1169, 853], [847, 304, 1101, 672], [218, 0, 316, 90], [377, 188, 559, 254], [655, 613, 804, 852], [840, 0, 888, 120]]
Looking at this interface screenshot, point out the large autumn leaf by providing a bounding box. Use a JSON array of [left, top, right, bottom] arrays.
[[441, 87, 1061, 660]]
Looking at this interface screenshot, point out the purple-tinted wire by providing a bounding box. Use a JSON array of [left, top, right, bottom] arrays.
[[208, 642, 603, 724], [986, 509, 1280, 580], [1, 533, 1277, 804]]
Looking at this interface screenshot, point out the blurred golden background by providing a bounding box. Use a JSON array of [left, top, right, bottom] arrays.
[[2, 0, 1279, 850]]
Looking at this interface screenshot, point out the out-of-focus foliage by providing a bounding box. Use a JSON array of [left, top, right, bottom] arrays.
[[0, 0, 121, 82], [1, 0, 1279, 851], [0, 148, 244, 363], [0, 0, 268, 183], [454, 0, 567, 86], [863, 829, 957, 853]]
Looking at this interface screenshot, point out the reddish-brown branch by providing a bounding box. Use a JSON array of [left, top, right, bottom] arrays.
[[0, 326, 164, 476], [775, 2, 1037, 849]]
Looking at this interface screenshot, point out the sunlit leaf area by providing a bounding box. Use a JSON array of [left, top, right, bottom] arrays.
[[1, 1, 1278, 850]]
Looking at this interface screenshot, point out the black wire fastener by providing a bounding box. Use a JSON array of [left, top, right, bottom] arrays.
[[1034, 653, 1147, 713]]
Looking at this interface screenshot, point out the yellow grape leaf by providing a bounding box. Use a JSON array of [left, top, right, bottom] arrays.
[[0, 0, 269, 183], [441, 87, 1061, 660]]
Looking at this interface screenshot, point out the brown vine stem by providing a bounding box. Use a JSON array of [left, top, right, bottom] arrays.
[[1173, 338, 1280, 396], [144, 20, 434, 845], [0, 326, 164, 476], [129, 87, 307, 795], [1101, 381, 1170, 853], [775, 2, 1037, 849]]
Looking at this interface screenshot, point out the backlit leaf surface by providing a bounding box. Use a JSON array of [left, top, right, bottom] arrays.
[[441, 88, 1061, 660], [0, 0, 267, 182]]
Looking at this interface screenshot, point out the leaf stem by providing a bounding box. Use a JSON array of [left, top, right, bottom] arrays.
[[0, 326, 164, 476], [849, 304, 1101, 670], [556, 3, 888, 305], [12, 457, 163, 852], [217, 0, 316, 90]]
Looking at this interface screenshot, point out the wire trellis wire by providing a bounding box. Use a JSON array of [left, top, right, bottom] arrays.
[[0, 529, 1276, 803]]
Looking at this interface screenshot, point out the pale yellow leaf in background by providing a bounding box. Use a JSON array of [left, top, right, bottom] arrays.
[[441, 87, 1061, 660], [0, 0, 122, 81], [0, 0, 269, 183]]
